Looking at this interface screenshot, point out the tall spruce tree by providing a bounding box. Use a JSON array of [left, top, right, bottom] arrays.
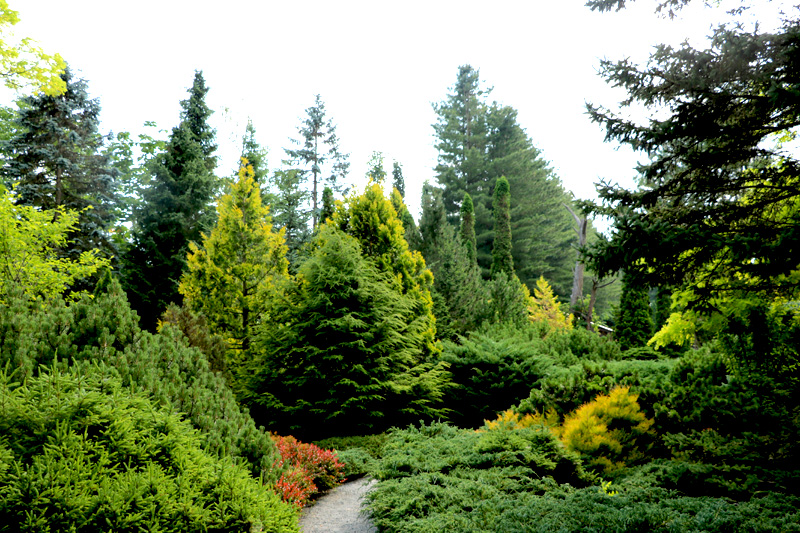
[[2, 67, 117, 261], [433, 65, 575, 296], [284, 94, 349, 228], [122, 71, 218, 330]]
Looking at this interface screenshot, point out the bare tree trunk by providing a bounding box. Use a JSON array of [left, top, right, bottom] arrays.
[[564, 204, 587, 312]]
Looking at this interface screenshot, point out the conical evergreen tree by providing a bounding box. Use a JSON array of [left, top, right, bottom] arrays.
[[491, 176, 513, 277], [2, 67, 117, 261], [179, 160, 289, 360], [122, 71, 218, 330], [320, 186, 335, 225], [271, 168, 310, 267], [392, 160, 405, 198], [245, 224, 449, 440], [616, 276, 654, 351], [459, 192, 477, 266]]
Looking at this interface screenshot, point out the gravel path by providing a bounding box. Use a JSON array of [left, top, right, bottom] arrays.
[[299, 477, 377, 533]]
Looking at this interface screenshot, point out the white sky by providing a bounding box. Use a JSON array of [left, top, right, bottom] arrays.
[[7, 0, 779, 218]]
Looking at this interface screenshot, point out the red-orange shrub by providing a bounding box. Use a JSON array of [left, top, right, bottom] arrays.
[[271, 435, 346, 507]]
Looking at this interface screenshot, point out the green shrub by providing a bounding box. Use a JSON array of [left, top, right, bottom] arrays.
[[314, 433, 388, 478], [0, 279, 284, 484], [367, 422, 592, 532], [0, 365, 298, 533]]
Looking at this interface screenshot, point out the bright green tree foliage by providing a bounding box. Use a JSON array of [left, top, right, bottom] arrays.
[[491, 176, 513, 277], [616, 276, 654, 351], [122, 71, 219, 330], [0, 187, 109, 303], [0, 0, 65, 96], [243, 225, 449, 439], [3, 67, 118, 261], [0, 366, 298, 533], [332, 182, 438, 358], [179, 160, 289, 358], [528, 276, 573, 331]]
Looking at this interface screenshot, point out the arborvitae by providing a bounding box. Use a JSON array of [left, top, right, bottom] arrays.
[[2, 67, 117, 261], [459, 192, 477, 265], [654, 285, 672, 333], [284, 94, 349, 228], [179, 160, 289, 361], [122, 71, 218, 330], [392, 160, 405, 198], [418, 182, 450, 266], [320, 186, 335, 224], [491, 176, 513, 277], [616, 276, 654, 351], [244, 225, 449, 439]]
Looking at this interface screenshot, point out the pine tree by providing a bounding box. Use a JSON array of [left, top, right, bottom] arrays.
[[179, 160, 289, 359], [392, 160, 405, 198], [491, 176, 513, 277], [2, 67, 117, 261], [122, 71, 218, 330], [285, 94, 349, 228], [616, 276, 654, 351]]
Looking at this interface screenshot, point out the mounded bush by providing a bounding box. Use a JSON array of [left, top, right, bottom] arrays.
[[0, 365, 298, 533]]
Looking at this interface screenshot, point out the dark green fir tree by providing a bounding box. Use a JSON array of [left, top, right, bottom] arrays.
[[616, 276, 654, 351], [491, 176, 513, 277], [122, 71, 218, 330], [392, 160, 405, 198], [459, 192, 477, 266]]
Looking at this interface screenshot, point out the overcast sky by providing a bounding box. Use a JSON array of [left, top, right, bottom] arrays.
[[8, 0, 771, 217]]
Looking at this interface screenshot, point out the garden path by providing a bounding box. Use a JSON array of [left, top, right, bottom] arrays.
[[299, 477, 377, 533]]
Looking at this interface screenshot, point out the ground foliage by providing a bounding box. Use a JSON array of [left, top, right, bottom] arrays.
[[0, 365, 298, 533]]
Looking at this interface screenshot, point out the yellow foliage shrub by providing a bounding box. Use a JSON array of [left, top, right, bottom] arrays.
[[559, 386, 654, 475], [484, 408, 560, 431], [527, 276, 572, 331]]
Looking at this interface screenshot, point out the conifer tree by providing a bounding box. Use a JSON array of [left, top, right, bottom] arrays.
[[285, 94, 349, 228], [366, 151, 387, 184], [320, 186, 335, 224], [491, 176, 513, 277], [245, 225, 449, 439], [2, 67, 117, 261], [122, 71, 218, 330], [459, 192, 477, 265], [616, 276, 654, 350], [179, 160, 289, 359], [390, 187, 422, 252], [271, 168, 310, 266], [332, 183, 438, 359], [392, 160, 405, 198], [433, 66, 575, 294]]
